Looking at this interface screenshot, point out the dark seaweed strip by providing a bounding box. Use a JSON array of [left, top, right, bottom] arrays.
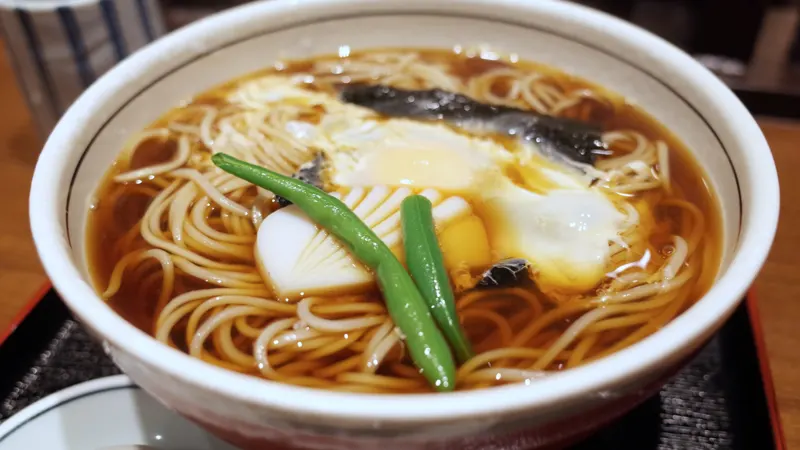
[[339, 83, 605, 165], [274, 153, 327, 207]]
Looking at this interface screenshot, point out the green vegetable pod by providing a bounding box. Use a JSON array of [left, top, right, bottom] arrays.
[[401, 195, 474, 364]]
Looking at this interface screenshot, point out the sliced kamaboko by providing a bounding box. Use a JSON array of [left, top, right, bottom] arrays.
[[482, 180, 626, 293], [255, 186, 473, 298]]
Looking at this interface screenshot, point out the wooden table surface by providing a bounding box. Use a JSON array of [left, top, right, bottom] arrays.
[[0, 44, 799, 446]]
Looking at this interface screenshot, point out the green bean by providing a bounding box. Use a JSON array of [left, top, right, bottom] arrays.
[[211, 153, 456, 391], [401, 195, 474, 363]]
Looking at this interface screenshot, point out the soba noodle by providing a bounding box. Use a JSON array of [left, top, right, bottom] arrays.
[[88, 49, 721, 393]]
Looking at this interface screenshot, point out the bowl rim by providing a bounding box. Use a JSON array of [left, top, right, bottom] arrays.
[[29, 0, 779, 424]]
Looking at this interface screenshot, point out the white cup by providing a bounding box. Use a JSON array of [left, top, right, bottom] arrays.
[[0, 0, 166, 139]]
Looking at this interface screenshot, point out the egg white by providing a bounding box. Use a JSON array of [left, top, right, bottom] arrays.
[[481, 179, 626, 293]]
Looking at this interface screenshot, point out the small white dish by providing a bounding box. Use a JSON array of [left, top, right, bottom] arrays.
[[0, 375, 237, 450]]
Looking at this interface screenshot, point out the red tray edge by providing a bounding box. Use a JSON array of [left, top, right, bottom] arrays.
[[0, 282, 788, 449], [0, 282, 52, 347], [745, 288, 788, 450]]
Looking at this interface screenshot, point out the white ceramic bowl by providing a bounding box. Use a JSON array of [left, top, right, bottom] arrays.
[[29, 0, 780, 449]]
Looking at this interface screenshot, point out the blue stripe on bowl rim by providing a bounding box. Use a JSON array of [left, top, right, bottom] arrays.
[[56, 5, 95, 88], [14, 7, 61, 115], [99, 0, 127, 62], [134, 0, 154, 42]]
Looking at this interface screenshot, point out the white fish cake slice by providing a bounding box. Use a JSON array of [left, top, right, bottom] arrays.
[[255, 186, 472, 298]]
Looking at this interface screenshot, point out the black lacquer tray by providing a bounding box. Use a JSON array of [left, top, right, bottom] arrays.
[[0, 288, 784, 449]]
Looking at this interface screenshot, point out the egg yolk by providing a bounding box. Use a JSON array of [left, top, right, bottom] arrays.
[[335, 146, 485, 192]]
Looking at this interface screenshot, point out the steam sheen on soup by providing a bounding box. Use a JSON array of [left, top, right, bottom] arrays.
[[87, 48, 721, 393]]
